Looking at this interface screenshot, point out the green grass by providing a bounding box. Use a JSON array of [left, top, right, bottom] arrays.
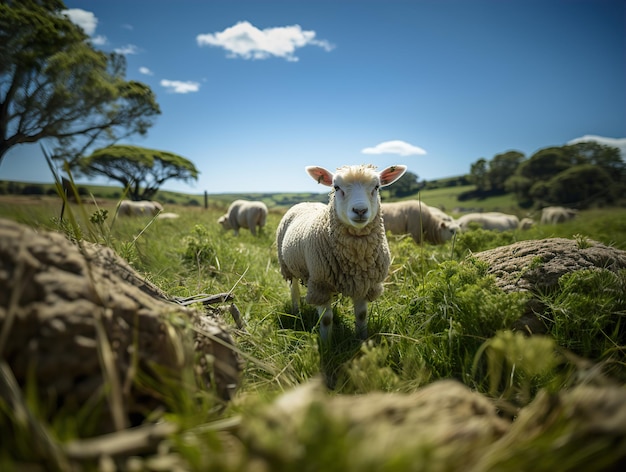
[[403, 185, 526, 216], [1, 187, 625, 470]]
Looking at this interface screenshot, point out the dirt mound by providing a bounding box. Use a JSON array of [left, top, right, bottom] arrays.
[[242, 378, 626, 471], [473, 237, 626, 293], [0, 218, 242, 433], [472, 237, 626, 334]]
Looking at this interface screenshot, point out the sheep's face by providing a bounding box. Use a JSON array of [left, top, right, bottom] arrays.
[[306, 164, 408, 229], [218, 215, 231, 230], [332, 171, 382, 228], [439, 221, 460, 241]]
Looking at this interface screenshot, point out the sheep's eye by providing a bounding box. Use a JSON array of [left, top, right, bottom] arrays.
[[333, 185, 340, 191]]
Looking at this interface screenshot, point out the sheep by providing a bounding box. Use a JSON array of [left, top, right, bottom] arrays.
[[381, 200, 459, 245], [276, 164, 407, 342], [157, 212, 180, 220], [540, 206, 578, 224], [457, 212, 520, 232], [425, 205, 455, 222], [218, 199, 268, 236], [519, 217, 535, 230], [117, 200, 163, 217]]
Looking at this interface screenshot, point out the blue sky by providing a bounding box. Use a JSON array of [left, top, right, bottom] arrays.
[[3, 0, 625, 195]]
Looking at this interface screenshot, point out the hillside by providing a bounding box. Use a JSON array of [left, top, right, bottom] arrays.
[[1, 178, 526, 215]]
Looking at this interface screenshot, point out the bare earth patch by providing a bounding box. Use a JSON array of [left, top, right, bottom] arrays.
[[0, 217, 242, 434]]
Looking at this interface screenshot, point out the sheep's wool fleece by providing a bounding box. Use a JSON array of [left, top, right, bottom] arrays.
[[382, 201, 446, 244], [227, 200, 267, 230], [277, 192, 390, 306]]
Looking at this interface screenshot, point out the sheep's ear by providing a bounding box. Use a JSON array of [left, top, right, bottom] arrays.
[[379, 165, 407, 187], [306, 166, 334, 187]]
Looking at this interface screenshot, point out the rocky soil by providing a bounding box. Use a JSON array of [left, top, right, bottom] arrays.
[[0, 218, 242, 434]]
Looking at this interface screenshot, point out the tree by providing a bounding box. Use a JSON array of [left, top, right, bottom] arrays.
[[517, 147, 571, 182], [488, 151, 525, 193], [504, 174, 533, 207], [0, 0, 161, 168], [388, 170, 421, 198], [78, 145, 199, 201], [564, 141, 625, 184], [543, 164, 615, 207], [469, 158, 489, 191]]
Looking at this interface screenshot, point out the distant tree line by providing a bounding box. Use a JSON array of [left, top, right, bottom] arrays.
[[464, 142, 625, 208], [384, 171, 471, 199]]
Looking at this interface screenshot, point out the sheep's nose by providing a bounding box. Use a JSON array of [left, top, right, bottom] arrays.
[[353, 207, 368, 217]]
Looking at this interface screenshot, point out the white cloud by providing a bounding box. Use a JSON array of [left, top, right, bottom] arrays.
[[361, 140, 427, 156], [62, 8, 98, 36], [122, 23, 134, 31], [196, 21, 335, 62], [91, 35, 107, 46], [62, 9, 107, 47], [160, 80, 200, 94], [139, 67, 154, 76], [567, 135, 626, 157], [114, 44, 140, 55]]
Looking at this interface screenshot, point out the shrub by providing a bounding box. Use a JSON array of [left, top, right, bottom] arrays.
[[544, 164, 615, 207], [390, 260, 528, 383], [541, 268, 626, 378], [182, 224, 217, 265]]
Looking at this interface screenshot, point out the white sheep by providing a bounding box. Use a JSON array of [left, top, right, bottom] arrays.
[[157, 212, 180, 220], [382, 200, 459, 245], [218, 199, 268, 236], [117, 200, 163, 217], [276, 164, 407, 342], [519, 217, 535, 230], [540, 206, 578, 224], [425, 204, 455, 222], [457, 212, 520, 232]]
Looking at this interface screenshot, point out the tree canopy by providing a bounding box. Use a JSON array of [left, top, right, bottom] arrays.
[[78, 145, 199, 201], [387, 170, 421, 198], [0, 0, 161, 168], [469, 158, 489, 192], [511, 143, 624, 207], [466, 142, 624, 208]]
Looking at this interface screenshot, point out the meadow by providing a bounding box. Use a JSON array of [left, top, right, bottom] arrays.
[[1, 188, 625, 470]]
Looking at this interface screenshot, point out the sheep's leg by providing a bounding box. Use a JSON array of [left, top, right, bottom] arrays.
[[318, 303, 334, 342], [290, 280, 301, 314], [354, 298, 368, 340], [248, 216, 257, 236]]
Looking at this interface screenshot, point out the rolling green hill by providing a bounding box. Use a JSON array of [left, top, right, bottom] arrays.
[[1, 178, 525, 214]]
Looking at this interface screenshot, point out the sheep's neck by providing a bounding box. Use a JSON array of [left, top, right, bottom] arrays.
[[324, 207, 388, 283]]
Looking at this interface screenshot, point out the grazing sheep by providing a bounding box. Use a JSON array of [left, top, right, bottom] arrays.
[[276, 164, 407, 341], [519, 217, 535, 230], [540, 206, 578, 224], [157, 212, 180, 220], [457, 212, 520, 232], [426, 205, 454, 222], [382, 200, 459, 245], [218, 199, 268, 236], [118, 200, 163, 217]]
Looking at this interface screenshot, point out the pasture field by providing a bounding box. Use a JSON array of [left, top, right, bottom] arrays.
[[1, 192, 625, 470]]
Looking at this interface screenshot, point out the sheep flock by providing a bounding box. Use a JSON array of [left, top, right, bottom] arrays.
[[115, 172, 578, 345]]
